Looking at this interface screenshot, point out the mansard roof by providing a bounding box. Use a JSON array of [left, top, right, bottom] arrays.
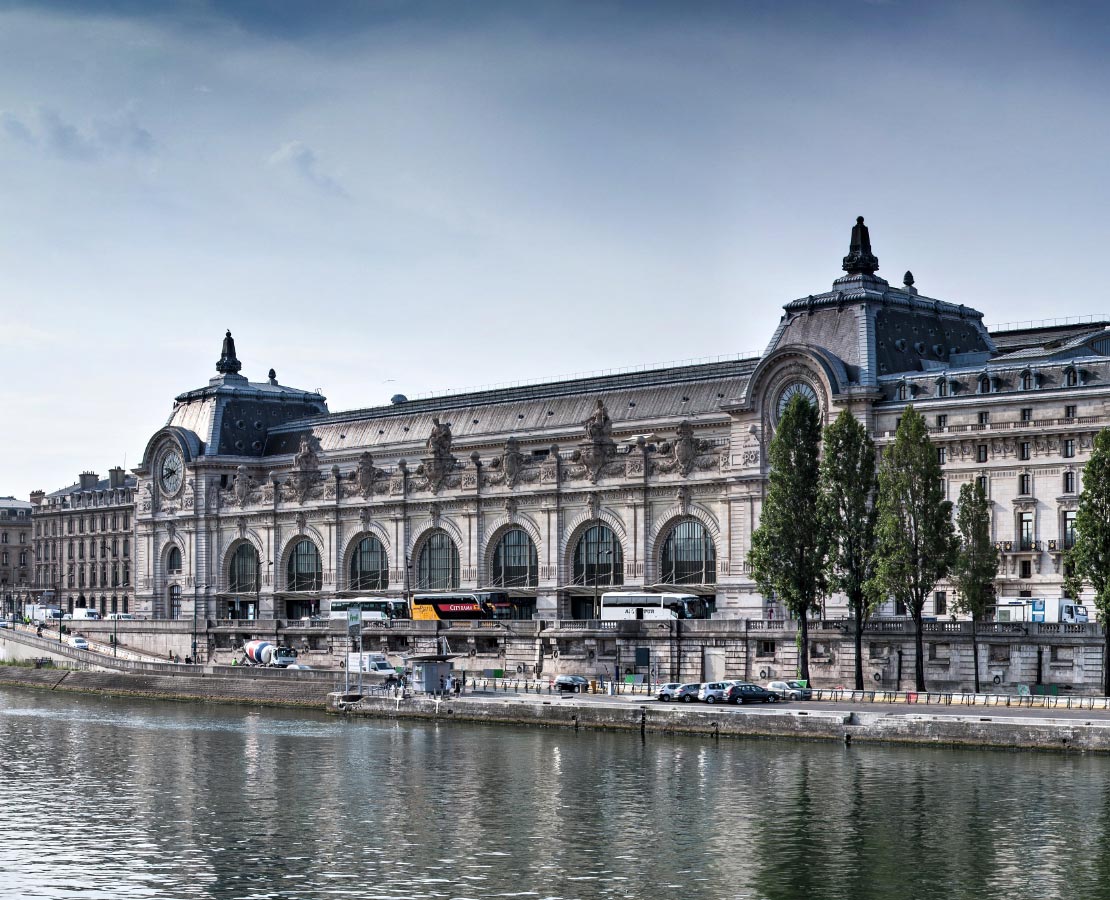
[[264, 357, 756, 457]]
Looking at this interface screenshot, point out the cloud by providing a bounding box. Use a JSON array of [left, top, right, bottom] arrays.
[[0, 105, 156, 161], [267, 140, 346, 196]]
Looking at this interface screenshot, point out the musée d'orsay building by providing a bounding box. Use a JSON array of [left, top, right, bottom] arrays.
[[133, 219, 1108, 622]]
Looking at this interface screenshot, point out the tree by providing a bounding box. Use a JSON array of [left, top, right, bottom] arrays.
[[951, 480, 999, 694], [870, 406, 957, 692], [748, 393, 827, 683], [819, 410, 878, 691], [1065, 427, 1110, 695]]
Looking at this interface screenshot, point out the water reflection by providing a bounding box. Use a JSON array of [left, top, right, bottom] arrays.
[[2, 686, 1110, 899]]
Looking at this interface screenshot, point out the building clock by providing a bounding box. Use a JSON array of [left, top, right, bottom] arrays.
[[160, 448, 184, 495], [776, 381, 818, 418]]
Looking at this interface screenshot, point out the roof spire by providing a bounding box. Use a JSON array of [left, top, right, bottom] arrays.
[[216, 330, 242, 375], [842, 216, 880, 276]]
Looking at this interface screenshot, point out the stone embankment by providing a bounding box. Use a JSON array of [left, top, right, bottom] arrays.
[[329, 690, 1110, 753], [0, 663, 342, 707]]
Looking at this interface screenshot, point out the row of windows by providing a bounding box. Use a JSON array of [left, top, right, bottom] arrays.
[[218, 520, 718, 594], [938, 444, 1080, 472], [0, 532, 27, 544], [67, 563, 131, 589], [59, 538, 131, 560], [36, 512, 130, 537], [0, 552, 28, 566], [935, 405, 1079, 430], [896, 369, 1081, 402]]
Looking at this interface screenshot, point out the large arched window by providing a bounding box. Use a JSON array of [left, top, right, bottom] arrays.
[[287, 539, 322, 592], [229, 543, 260, 593], [490, 529, 538, 588], [660, 519, 717, 585], [349, 536, 388, 590], [417, 530, 459, 590], [572, 524, 623, 586], [167, 546, 182, 574]]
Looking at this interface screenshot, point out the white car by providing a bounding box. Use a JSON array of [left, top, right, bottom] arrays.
[[767, 680, 813, 700], [71, 637, 90, 650]]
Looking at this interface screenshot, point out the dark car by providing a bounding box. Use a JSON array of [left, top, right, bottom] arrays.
[[726, 683, 781, 704], [553, 674, 591, 693]]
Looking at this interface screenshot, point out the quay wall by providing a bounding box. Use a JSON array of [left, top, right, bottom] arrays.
[[332, 693, 1110, 753]]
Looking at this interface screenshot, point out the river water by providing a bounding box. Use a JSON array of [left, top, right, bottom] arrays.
[[1, 685, 1107, 900]]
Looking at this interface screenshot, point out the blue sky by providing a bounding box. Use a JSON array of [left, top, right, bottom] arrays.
[[3, 0, 1110, 498]]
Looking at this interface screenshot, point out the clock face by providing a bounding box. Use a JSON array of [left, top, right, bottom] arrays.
[[160, 448, 184, 495], [777, 381, 818, 418]]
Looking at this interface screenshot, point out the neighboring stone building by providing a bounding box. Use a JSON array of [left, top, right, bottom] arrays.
[[132, 220, 1110, 623], [30, 468, 137, 616], [0, 496, 33, 619]]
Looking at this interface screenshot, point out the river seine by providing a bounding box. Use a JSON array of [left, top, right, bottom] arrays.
[[1, 685, 1107, 900]]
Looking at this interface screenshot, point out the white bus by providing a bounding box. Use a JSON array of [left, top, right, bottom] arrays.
[[329, 599, 409, 622], [600, 592, 708, 621]]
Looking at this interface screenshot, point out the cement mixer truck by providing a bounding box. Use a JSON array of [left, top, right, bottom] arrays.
[[241, 639, 298, 668]]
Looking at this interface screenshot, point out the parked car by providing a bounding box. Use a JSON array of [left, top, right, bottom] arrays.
[[670, 684, 701, 702], [0, 621, 10, 629], [768, 680, 812, 701], [726, 683, 781, 704], [553, 674, 591, 693], [698, 682, 731, 704], [71, 637, 90, 651], [657, 683, 684, 701]]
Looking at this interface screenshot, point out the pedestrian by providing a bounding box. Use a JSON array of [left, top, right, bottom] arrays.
[[445, 674, 454, 695], [454, 675, 463, 696]]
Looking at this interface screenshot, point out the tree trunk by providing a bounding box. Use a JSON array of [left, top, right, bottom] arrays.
[[853, 594, 865, 691], [799, 613, 811, 684], [971, 615, 981, 694], [1104, 626, 1110, 698], [913, 611, 926, 692]]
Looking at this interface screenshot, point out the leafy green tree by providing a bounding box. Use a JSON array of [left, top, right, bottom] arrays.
[[749, 393, 827, 683], [819, 410, 878, 691], [951, 480, 999, 693], [1065, 428, 1110, 695], [870, 405, 957, 691]]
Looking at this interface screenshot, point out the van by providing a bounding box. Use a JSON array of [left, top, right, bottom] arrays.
[[106, 613, 135, 621], [64, 609, 101, 621]]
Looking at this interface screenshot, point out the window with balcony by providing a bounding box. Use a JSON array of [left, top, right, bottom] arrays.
[[936, 414, 947, 428], [1020, 408, 1033, 422], [1019, 512, 1034, 550], [1065, 405, 1077, 419], [934, 591, 947, 616], [978, 411, 990, 425], [1064, 511, 1077, 549]]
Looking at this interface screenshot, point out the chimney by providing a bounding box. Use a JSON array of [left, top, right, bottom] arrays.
[[29, 490, 45, 507], [108, 467, 125, 489], [79, 472, 100, 491]]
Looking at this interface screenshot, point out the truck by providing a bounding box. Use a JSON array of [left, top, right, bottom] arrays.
[[24, 604, 63, 624], [63, 608, 102, 621], [993, 598, 1090, 624], [346, 651, 400, 681], [241, 639, 298, 667]]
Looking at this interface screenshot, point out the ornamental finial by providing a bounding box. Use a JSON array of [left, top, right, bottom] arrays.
[[216, 330, 242, 375], [842, 216, 880, 276]]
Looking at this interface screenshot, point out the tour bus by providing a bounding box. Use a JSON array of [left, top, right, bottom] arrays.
[[411, 592, 512, 621], [600, 592, 709, 621], [329, 599, 410, 623]]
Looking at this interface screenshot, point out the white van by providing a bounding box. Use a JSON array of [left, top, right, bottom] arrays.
[[106, 613, 134, 621], [64, 609, 102, 621]]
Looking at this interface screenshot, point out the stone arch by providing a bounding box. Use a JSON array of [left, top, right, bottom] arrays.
[[407, 516, 464, 559], [411, 526, 462, 591], [741, 344, 847, 413], [650, 511, 720, 585], [560, 506, 627, 570], [222, 536, 264, 593], [139, 426, 203, 471], [158, 536, 185, 578], [342, 527, 393, 590], [482, 513, 542, 568], [218, 529, 265, 573], [278, 532, 325, 591]]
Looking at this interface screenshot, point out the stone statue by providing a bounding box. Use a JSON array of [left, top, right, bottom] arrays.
[[428, 417, 452, 461], [584, 399, 613, 444]]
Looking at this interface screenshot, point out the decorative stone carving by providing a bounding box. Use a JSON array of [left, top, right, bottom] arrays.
[[541, 445, 560, 484], [676, 485, 691, 515], [576, 399, 618, 483], [503, 437, 525, 487], [286, 433, 322, 503], [359, 506, 373, 529], [587, 492, 601, 520], [422, 418, 456, 493], [390, 460, 407, 496], [355, 452, 382, 498], [232, 465, 255, 507], [237, 517, 247, 539], [505, 497, 518, 520], [295, 511, 307, 533]]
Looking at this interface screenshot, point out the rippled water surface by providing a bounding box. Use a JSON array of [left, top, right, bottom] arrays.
[[3, 686, 1110, 899]]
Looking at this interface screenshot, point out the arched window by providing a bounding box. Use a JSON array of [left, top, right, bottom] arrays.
[[167, 546, 182, 574], [660, 520, 717, 585], [229, 543, 260, 593], [978, 374, 991, 394], [1021, 371, 1034, 391], [349, 536, 388, 590], [417, 531, 459, 590], [490, 529, 538, 588], [572, 524, 623, 586], [896, 382, 907, 401], [936, 378, 948, 398], [287, 539, 322, 592], [1065, 366, 1079, 387]]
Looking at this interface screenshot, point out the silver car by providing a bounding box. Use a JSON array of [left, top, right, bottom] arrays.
[[697, 681, 730, 704], [657, 683, 684, 701], [767, 680, 813, 701]]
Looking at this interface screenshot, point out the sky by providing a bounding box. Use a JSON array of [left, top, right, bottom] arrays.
[[3, 0, 1110, 499]]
